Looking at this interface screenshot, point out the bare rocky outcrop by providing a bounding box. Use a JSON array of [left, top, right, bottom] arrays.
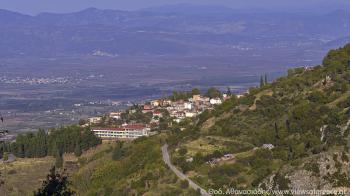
[[262, 150, 350, 195]]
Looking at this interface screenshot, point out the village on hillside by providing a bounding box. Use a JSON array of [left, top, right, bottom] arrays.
[[85, 88, 242, 141]]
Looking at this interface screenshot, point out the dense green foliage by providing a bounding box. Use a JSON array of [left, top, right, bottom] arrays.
[[120, 105, 153, 124], [171, 91, 193, 101], [323, 44, 350, 68], [9, 126, 101, 158], [35, 167, 75, 196], [170, 87, 222, 101], [205, 87, 222, 98]]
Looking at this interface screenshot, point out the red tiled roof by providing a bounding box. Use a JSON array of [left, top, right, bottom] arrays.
[[92, 124, 147, 131], [123, 124, 146, 129], [92, 127, 124, 131], [143, 105, 152, 109]]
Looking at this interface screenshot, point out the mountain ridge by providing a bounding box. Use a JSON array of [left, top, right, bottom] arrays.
[[0, 6, 349, 57]]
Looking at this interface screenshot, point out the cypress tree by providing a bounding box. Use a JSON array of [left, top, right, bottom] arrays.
[[36, 129, 47, 157], [3, 152, 8, 162], [34, 167, 75, 195], [18, 144, 25, 158], [264, 74, 268, 85], [74, 143, 82, 157], [260, 75, 264, 87], [0, 145, 3, 159], [274, 122, 280, 140], [226, 87, 232, 96], [286, 119, 291, 132], [55, 150, 63, 169]]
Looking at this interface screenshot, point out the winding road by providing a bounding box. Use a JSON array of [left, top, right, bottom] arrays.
[[161, 144, 210, 196]]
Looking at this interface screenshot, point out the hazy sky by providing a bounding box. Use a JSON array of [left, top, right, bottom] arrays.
[[1, 0, 350, 15]]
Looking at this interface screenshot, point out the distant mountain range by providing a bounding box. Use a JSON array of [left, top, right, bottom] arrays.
[[1, 5, 350, 57]]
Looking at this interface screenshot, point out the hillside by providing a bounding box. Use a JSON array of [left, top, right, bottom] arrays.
[[69, 45, 350, 194], [166, 44, 350, 192], [71, 136, 199, 195]]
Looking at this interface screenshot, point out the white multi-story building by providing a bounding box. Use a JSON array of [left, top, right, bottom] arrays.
[[92, 124, 150, 140]]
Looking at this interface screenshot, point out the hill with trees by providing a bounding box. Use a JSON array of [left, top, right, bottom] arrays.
[[165, 44, 350, 192], [71, 136, 199, 195], [65, 44, 350, 194]]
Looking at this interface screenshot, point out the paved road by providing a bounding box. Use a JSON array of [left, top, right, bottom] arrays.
[[161, 144, 210, 196]]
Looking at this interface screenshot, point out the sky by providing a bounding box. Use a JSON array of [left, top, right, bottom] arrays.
[[1, 0, 350, 15]]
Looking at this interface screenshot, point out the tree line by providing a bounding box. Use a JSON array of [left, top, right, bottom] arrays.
[[0, 126, 101, 159]]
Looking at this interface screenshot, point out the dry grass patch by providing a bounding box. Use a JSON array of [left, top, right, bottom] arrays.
[[0, 157, 54, 196], [201, 117, 216, 133], [184, 137, 224, 156], [250, 89, 273, 110]]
